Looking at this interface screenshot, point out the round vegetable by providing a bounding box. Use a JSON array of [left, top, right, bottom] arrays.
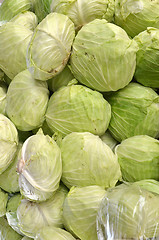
[[97, 183, 159, 239], [63, 185, 106, 240], [6, 194, 23, 235], [0, 22, 33, 80], [17, 184, 68, 238], [6, 70, 49, 131], [0, 114, 18, 174], [51, 0, 115, 30], [115, 0, 159, 37], [134, 27, 159, 88], [27, 12, 75, 81], [35, 226, 76, 240], [71, 19, 137, 92], [61, 132, 121, 189], [46, 84, 111, 136], [115, 135, 159, 182], [18, 130, 62, 202], [108, 82, 159, 142]]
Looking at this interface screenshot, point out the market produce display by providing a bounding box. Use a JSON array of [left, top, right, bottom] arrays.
[[0, 0, 159, 239]]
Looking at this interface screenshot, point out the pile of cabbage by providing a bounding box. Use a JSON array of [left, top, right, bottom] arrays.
[[0, 0, 159, 239]]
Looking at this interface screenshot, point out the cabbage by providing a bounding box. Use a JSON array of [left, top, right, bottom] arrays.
[[70, 19, 137, 92], [61, 132, 121, 188], [115, 135, 159, 182], [108, 82, 159, 141], [46, 83, 111, 136]]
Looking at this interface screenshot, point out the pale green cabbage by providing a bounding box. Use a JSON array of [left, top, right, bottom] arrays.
[[71, 19, 137, 92], [6, 70, 49, 131], [33, 0, 52, 22], [61, 132, 121, 189], [18, 130, 62, 202], [0, 217, 22, 240], [100, 130, 118, 152], [48, 65, 74, 92], [63, 185, 106, 240], [97, 183, 159, 239], [0, 82, 7, 115], [0, 22, 33, 80], [108, 82, 159, 142], [0, 114, 18, 174], [6, 194, 23, 235], [17, 184, 68, 238], [27, 12, 75, 80], [0, 144, 22, 193], [0, 188, 8, 217], [51, 0, 115, 30], [134, 27, 159, 88], [46, 84, 111, 136], [10, 11, 38, 31], [115, 135, 159, 182], [35, 226, 76, 240], [0, 0, 33, 21], [115, 0, 159, 37]]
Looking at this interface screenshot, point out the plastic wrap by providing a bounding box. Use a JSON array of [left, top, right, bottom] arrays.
[[97, 183, 159, 240]]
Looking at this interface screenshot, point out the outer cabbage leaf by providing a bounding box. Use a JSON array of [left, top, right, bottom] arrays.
[[10, 11, 38, 31], [33, 0, 52, 22], [0, 82, 7, 115]]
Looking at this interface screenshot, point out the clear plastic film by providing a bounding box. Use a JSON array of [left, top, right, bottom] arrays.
[[96, 182, 159, 240]]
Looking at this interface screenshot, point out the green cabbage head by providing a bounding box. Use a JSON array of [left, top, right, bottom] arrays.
[[0, 22, 33, 80], [0, 217, 22, 240], [17, 184, 68, 238], [0, 114, 18, 174], [0, 0, 33, 21], [63, 185, 106, 240], [71, 19, 137, 92], [18, 130, 62, 202], [134, 27, 159, 88], [6, 70, 49, 131], [35, 226, 76, 240], [27, 13, 75, 81], [51, 0, 115, 30], [115, 135, 159, 182], [46, 83, 111, 136], [108, 82, 159, 141], [61, 132, 121, 189], [97, 183, 159, 239], [115, 0, 159, 37]]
